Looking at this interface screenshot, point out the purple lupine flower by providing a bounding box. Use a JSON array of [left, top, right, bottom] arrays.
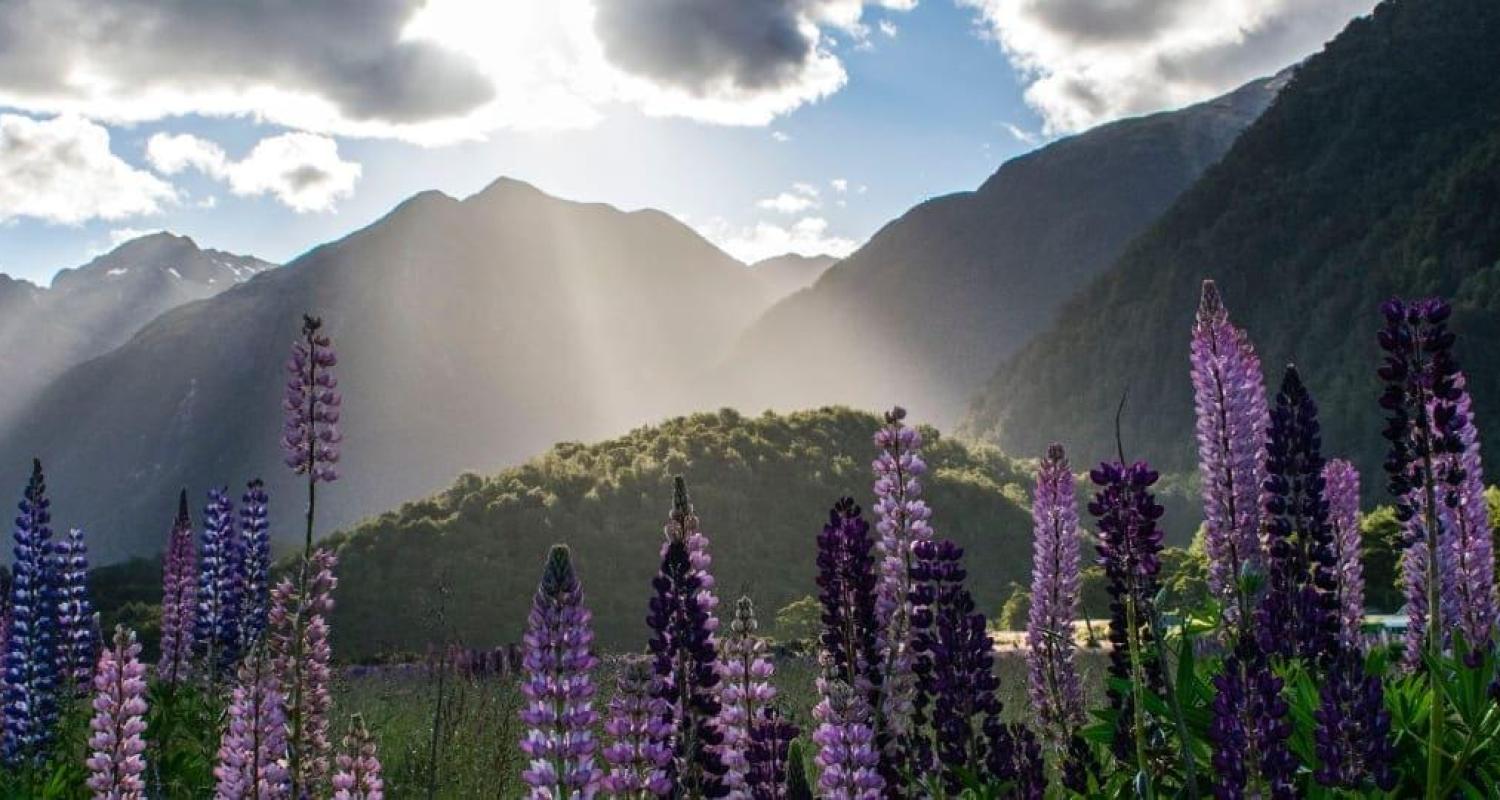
[[1377, 297, 1464, 664], [871, 407, 933, 746], [1400, 535, 1430, 671], [214, 646, 291, 800], [1312, 652, 1396, 791], [812, 678, 883, 800], [1209, 646, 1296, 800], [3, 459, 60, 764], [157, 490, 197, 687], [746, 707, 798, 800], [332, 714, 384, 800], [1088, 459, 1166, 765], [269, 548, 337, 797], [602, 654, 673, 797], [85, 626, 148, 800], [55, 526, 99, 694], [1190, 280, 1269, 625], [197, 487, 245, 676], [719, 596, 781, 798], [1026, 444, 1084, 748], [987, 723, 1046, 800], [1434, 372, 1495, 656], [1254, 365, 1340, 663], [814, 498, 882, 708], [646, 478, 727, 797], [1323, 460, 1366, 649], [238, 479, 272, 649], [283, 314, 342, 486], [519, 545, 601, 799]]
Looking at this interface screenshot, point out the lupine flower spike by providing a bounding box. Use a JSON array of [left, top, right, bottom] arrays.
[[518, 544, 601, 798], [1209, 646, 1297, 800], [198, 487, 245, 677], [158, 490, 197, 687], [214, 646, 290, 800], [746, 707, 798, 800], [332, 713, 384, 800], [814, 499, 881, 703], [85, 626, 148, 800], [1435, 371, 1495, 658], [283, 313, 341, 553], [719, 596, 783, 798], [55, 526, 99, 694], [602, 654, 673, 797], [1323, 460, 1366, 650], [1026, 444, 1085, 749], [3, 458, 60, 764], [238, 479, 272, 649], [812, 677, 883, 800], [1312, 651, 1396, 792], [269, 547, 338, 797]]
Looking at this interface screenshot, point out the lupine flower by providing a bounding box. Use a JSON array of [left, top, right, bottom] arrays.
[[987, 723, 1046, 800], [282, 314, 342, 487], [1254, 365, 1339, 663], [1088, 459, 1166, 765], [1190, 280, 1269, 624], [55, 526, 99, 693], [214, 646, 291, 800], [1377, 297, 1464, 664], [85, 626, 148, 800], [1209, 646, 1296, 800], [602, 654, 673, 797], [719, 596, 780, 798], [238, 479, 272, 649], [332, 713, 384, 800], [1026, 444, 1085, 748], [645, 479, 727, 797], [157, 490, 197, 687], [746, 707, 798, 800], [198, 487, 245, 675], [1400, 534, 1431, 671], [1323, 460, 1366, 650], [519, 545, 601, 798], [269, 548, 337, 797], [1312, 651, 1396, 791], [1434, 372, 1495, 656], [814, 498, 881, 704], [812, 678, 883, 800], [3, 458, 60, 764], [871, 407, 933, 746]]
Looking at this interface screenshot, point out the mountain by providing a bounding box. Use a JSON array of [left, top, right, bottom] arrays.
[[321, 407, 1032, 658], [962, 0, 1500, 486], [0, 178, 777, 563], [0, 233, 273, 426], [717, 75, 1282, 427], [748, 253, 837, 300]]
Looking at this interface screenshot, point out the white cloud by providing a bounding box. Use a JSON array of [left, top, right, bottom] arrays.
[[1002, 122, 1040, 145], [830, 178, 849, 192], [148, 131, 361, 213], [757, 192, 820, 214], [771, 130, 791, 142], [699, 215, 858, 263], [0, 114, 176, 225], [879, 19, 900, 37], [107, 227, 167, 248], [960, 0, 1374, 133], [792, 182, 820, 197], [0, 0, 917, 143]]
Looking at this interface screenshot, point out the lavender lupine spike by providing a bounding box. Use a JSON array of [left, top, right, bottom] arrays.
[[55, 526, 99, 693], [238, 479, 272, 649], [719, 596, 780, 798], [1323, 460, 1366, 650], [1190, 280, 1270, 625], [85, 626, 148, 800], [601, 654, 673, 797], [812, 678, 884, 800], [646, 479, 727, 797], [332, 714, 384, 800], [1026, 444, 1084, 748], [1209, 646, 1297, 800], [197, 487, 245, 676], [1434, 372, 1496, 656], [1312, 652, 1396, 792], [1088, 460, 1166, 768], [3, 459, 60, 764], [157, 491, 197, 687], [1400, 536, 1430, 671], [518, 545, 602, 799], [214, 647, 291, 800], [269, 548, 338, 797], [283, 314, 341, 553]]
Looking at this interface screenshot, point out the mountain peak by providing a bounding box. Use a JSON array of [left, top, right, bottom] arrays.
[[469, 175, 546, 202]]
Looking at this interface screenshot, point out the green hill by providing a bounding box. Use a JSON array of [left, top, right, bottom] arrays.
[[321, 407, 1035, 659], [961, 0, 1500, 486]]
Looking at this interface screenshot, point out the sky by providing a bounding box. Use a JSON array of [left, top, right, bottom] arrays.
[[0, 0, 1377, 285]]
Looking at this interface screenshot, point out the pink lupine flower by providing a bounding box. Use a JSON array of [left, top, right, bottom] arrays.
[[332, 714, 384, 800], [214, 647, 290, 800], [85, 626, 148, 800]]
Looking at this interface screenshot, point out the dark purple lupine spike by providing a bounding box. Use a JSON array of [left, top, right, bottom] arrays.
[[985, 723, 1046, 800], [1254, 365, 1340, 663], [54, 526, 98, 694], [746, 706, 798, 800], [157, 490, 196, 687], [238, 479, 272, 649], [1209, 644, 1296, 800], [3, 459, 60, 764], [646, 478, 728, 797], [1088, 459, 1166, 766], [814, 499, 882, 702], [1312, 651, 1396, 792], [196, 487, 245, 676]]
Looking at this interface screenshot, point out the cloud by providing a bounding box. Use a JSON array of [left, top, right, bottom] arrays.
[[960, 0, 1375, 133], [772, 130, 792, 142], [699, 215, 858, 264], [879, 19, 900, 37], [148, 132, 361, 213], [0, 114, 176, 225], [0, 0, 916, 142], [830, 178, 849, 192], [757, 181, 823, 214], [1002, 122, 1040, 145]]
